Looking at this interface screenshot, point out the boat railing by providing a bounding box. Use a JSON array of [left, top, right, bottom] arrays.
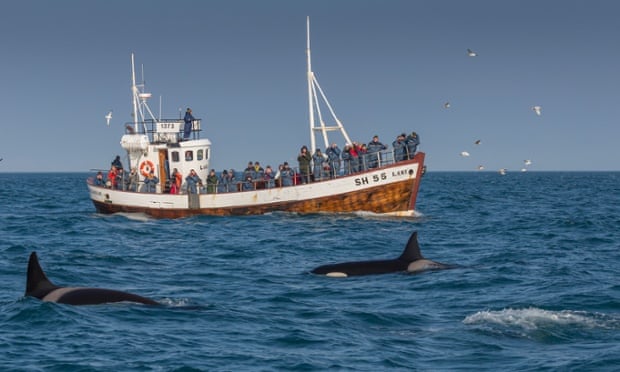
[[125, 118, 203, 143], [89, 148, 422, 194]]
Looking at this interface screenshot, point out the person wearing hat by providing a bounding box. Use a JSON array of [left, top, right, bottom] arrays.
[[183, 108, 195, 140], [218, 169, 229, 193], [280, 161, 294, 187]]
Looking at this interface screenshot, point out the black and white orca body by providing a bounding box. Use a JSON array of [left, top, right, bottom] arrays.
[[311, 231, 454, 277], [25, 252, 158, 305]]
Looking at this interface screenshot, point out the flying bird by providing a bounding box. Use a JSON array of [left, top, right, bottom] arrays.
[[532, 105, 542, 116], [477, 165, 485, 171], [444, 102, 451, 109], [460, 151, 470, 157], [105, 110, 113, 126], [467, 48, 477, 57], [474, 139, 481, 145], [524, 159, 532, 166]]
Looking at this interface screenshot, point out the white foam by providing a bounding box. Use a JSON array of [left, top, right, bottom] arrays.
[[463, 307, 619, 330]]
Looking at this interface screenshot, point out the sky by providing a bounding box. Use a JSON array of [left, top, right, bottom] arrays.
[[1, 0, 619, 172]]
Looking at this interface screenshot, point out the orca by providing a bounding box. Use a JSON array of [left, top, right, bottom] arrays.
[[25, 252, 158, 305], [311, 231, 455, 277]]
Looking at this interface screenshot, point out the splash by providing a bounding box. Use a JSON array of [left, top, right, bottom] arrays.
[[464, 307, 620, 334]]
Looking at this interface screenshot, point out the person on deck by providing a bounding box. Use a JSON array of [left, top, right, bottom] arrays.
[[280, 162, 294, 187], [143, 170, 159, 193], [125, 167, 139, 192], [297, 145, 312, 184], [111, 155, 123, 171], [95, 171, 104, 186], [185, 169, 202, 194], [367, 135, 387, 168], [107, 166, 118, 189], [393, 134, 407, 162], [183, 108, 195, 140], [253, 161, 265, 180], [312, 148, 326, 181], [227, 169, 237, 191], [206, 169, 218, 194], [264, 165, 275, 188], [406, 132, 420, 159], [218, 170, 229, 193], [325, 143, 341, 178]]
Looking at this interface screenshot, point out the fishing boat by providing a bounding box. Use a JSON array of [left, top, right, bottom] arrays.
[[86, 18, 426, 218]]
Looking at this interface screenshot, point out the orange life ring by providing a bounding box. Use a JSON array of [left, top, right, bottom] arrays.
[[139, 160, 155, 177]]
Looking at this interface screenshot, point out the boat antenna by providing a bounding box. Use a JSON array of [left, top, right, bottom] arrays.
[[131, 53, 139, 133]]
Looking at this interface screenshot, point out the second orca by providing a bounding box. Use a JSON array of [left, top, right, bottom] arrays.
[[311, 231, 455, 277], [25, 252, 158, 306]]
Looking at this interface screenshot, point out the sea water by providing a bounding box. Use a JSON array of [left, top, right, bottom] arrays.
[[0, 172, 618, 371]]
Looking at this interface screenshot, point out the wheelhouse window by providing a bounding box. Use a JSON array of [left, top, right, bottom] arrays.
[[185, 150, 193, 161], [197, 149, 204, 161], [205, 148, 209, 160], [171, 151, 179, 162]]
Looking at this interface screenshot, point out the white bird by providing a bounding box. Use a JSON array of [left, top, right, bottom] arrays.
[[524, 159, 532, 166], [474, 139, 481, 145], [444, 102, 451, 109], [532, 105, 542, 116], [467, 48, 477, 57], [499, 168, 507, 175], [105, 110, 113, 126], [460, 151, 470, 157], [477, 165, 485, 171]]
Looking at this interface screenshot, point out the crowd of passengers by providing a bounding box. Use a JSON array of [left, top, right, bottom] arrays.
[[94, 132, 420, 194]]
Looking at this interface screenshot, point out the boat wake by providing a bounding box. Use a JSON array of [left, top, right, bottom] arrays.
[[113, 212, 154, 222]]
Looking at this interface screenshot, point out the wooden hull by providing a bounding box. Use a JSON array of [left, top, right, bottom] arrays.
[[88, 153, 425, 219]]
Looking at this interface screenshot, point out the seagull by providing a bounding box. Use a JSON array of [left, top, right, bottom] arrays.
[[467, 48, 477, 57], [460, 151, 470, 157], [105, 110, 113, 126], [474, 139, 481, 145], [532, 105, 542, 116], [524, 159, 532, 166], [499, 168, 507, 175], [477, 165, 485, 170], [444, 102, 451, 109]]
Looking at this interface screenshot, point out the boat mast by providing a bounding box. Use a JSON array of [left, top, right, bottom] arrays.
[[306, 17, 316, 153], [129, 53, 156, 134], [306, 17, 352, 154]]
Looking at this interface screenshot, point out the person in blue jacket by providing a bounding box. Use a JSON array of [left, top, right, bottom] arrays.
[[312, 148, 326, 181], [393, 134, 407, 162], [143, 170, 159, 193], [280, 162, 294, 186], [367, 135, 387, 168], [218, 170, 229, 193], [185, 169, 202, 194], [406, 132, 420, 159], [341, 144, 352, 175], [325, 143, 341, 178], [183, 108, 195, 140]]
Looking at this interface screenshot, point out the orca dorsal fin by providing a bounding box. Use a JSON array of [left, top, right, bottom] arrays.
[[25, 252, 59, 298], [398, 231, 425, 262]]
